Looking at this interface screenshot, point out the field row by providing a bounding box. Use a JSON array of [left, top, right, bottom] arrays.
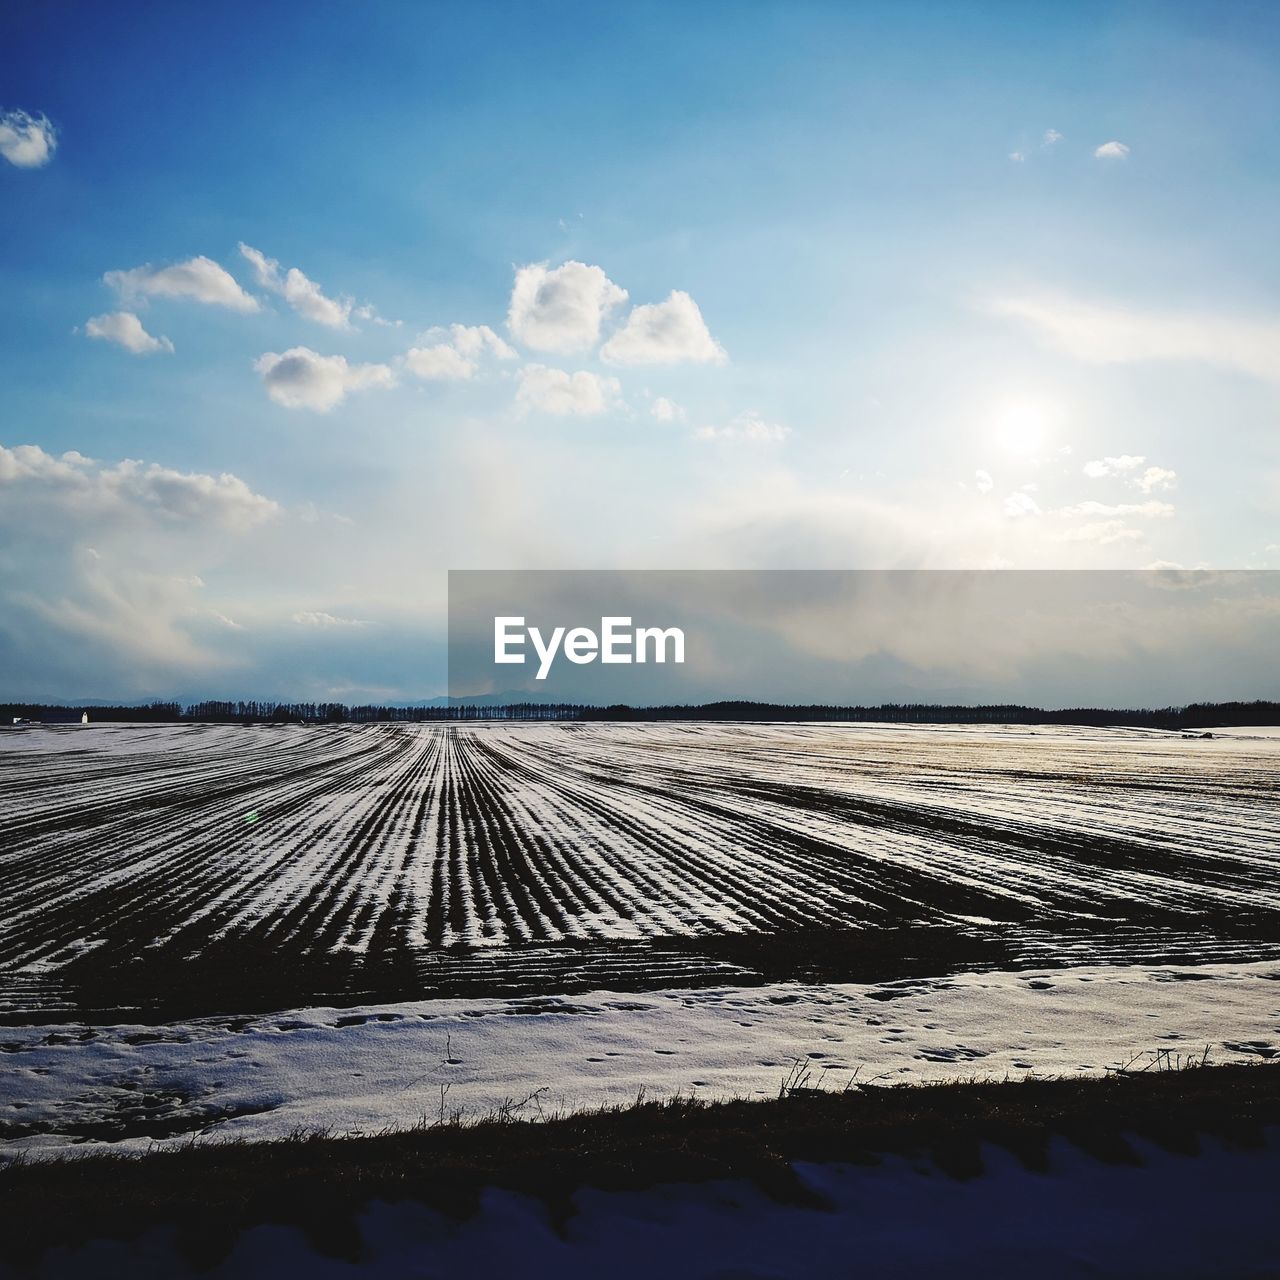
[[1, 722, 1277, 1016]]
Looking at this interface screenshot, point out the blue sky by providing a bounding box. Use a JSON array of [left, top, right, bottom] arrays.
[[2, 0, 1278, 701]]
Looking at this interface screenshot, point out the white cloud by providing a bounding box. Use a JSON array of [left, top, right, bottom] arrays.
[[600, 290, 727, 366], [1059, 520, 1143, 544], [105, 256, 259, 312], [515, 364, 620, 416], [238, 243, 365, 329], [406, 324, 516, 381], [1135, 466, 1177, 493], [1082, 456, 1177, 494], [1010, 129, 1061, 164], [1059, 500, 1174, 518], [0, 443, 278, 532], [990, 293, 1280, 383], [404, 344, 473, 381], [84, 312, 174, 356], [1094, 140, 1130, 159], [1084, 455, 1145, 478], [650, 396, 685, 422], [974, 469, 994, 494], [1003, 491, 1041, 518], [508, 261, 628, 353], [694, 413, 790, 443], [446, 323, 518, 362], [254, 347, 395, 412], [292, 610, 369, 628], [0, 108, 57, 168]]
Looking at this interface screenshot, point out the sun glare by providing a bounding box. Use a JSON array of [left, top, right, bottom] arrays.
[[989, 398, 1061, 457]]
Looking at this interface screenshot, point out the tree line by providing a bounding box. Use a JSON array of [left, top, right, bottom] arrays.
[[577, 700, 1280, 729], [3, 699, 1278, 729]]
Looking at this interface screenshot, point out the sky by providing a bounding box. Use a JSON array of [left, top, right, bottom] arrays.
[[447, 570, 1280, 706], [2, 0, 1279, 702]]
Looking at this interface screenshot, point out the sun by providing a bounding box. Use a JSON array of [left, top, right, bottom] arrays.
[[989, 398, 1061, 457]]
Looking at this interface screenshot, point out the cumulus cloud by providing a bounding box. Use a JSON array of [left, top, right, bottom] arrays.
[[404, 344, 473, 381], [600, 290, 727, 365], [990, 293, 1280, 384], [974, 469, 994, 494], [508, 261, 628, 353], [650, 396, 685, 422], [515, 364, 621, 416], [292, 610, 369, 628], [105, 256, 258, 312], [1094, 140, 1130, 159], [0, 108, 58, 168], [238, 243, 367, 329], [694, 413, 790, 442], [254, 347, 395, 412], [1043, 128, 1063, 146], [84, 311, 174, 356], [0, 443, 278, 532], [406, 324, 517, 381]]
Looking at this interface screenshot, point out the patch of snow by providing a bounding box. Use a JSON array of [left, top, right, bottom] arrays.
[[3, 960, 1278, 1158]]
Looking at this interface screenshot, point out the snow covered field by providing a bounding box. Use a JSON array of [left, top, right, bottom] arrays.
[[1, 721, 1277, 1156], [2, 960, 1278, 1158], [2, 721, 1278, 1014]]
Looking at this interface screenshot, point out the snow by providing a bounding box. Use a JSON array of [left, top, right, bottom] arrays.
[[3, 721, 1278, 988], [3, 722, 1277, 1271], [3, 960, 1277, 1158]]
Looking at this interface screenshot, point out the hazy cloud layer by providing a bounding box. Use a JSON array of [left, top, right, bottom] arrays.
[[992, 293, 1280, 383], [1059, 499, 1174, 518], [1084, 455, 1145, 478], [1135, 466, 1176, 493], [292, 610, 370, 628], [695, 413, 790, 442]]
